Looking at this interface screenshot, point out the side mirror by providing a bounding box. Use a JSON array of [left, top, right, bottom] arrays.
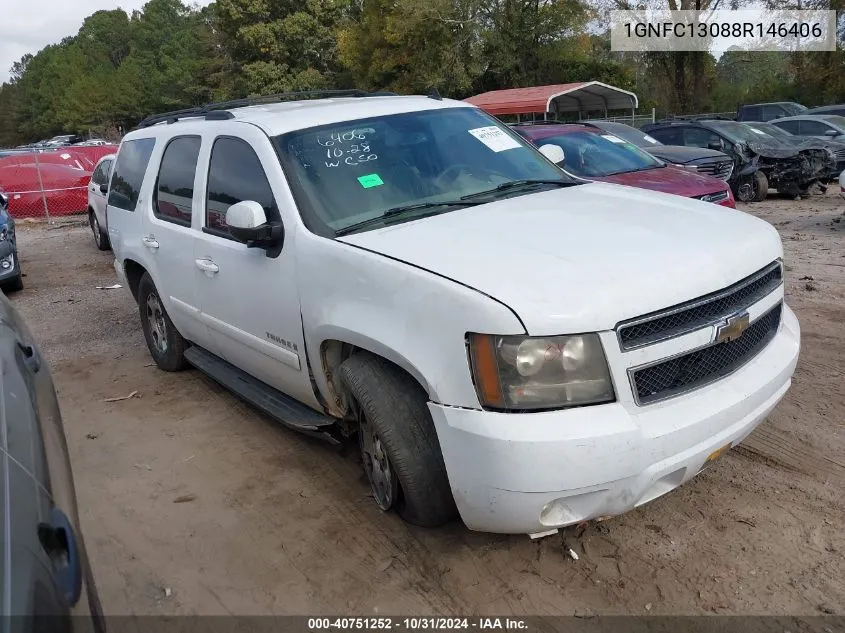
[[99, 183, 108, 195], [708, 139, 724, 151], [0, 192, 8, 210], [824, 129, 839, 137], [538, 143, 565, 165], [225, 200, 284, 257]]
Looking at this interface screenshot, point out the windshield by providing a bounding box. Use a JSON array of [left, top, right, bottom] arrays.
[[749, 123, 792, 138], [823, 115, 845, 130], [590, 122, 663, 148], [533, 130, 663, 178], [709, 121, 775, 144], [275, 107, 572, 235], [783, 103, 807, 115]]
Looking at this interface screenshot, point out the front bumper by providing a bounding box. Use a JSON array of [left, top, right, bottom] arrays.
[[429, 304, 800, 535]]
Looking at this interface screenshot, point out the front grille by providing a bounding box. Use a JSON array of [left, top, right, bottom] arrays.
[[834, 148, 845, 161], [630, 303, 782, 405], [617, 261, 782, 350], [697, 159, 734, 181]]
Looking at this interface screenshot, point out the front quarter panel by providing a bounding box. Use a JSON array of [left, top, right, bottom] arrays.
[[297, 233, 526, 410]]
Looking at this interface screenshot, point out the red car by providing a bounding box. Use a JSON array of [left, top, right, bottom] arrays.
[[513, 122, 735, 208], [0, 145, 118, 218]]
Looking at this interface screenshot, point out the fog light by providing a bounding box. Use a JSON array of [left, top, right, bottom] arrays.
[[1, 254, 13, 270]]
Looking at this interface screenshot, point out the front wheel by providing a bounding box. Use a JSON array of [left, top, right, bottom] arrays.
[[137, 273, 188, 371], [752, 170, 769, 202], [339, 352, 457, 527]]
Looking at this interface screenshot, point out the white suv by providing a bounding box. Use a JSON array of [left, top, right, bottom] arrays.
[[107, 91, 800, 536]]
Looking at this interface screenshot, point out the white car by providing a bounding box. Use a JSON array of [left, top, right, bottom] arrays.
[[106, 92, 800, 536], [87, 154, 115, 250]]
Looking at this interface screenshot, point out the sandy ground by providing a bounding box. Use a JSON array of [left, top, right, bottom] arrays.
[[9, 193, 845, 616]]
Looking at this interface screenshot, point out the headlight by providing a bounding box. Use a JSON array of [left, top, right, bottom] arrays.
[[467, 333, 615, 410], [673, 163, 698, 172]]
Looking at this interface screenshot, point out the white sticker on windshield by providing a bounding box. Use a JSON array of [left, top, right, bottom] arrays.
[[750, 128, 767, 135], [468, 126, 521, 152], [601, 134, 626, 143], [643, 135, 659, 144]]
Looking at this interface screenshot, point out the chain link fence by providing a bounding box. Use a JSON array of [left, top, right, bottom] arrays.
[[0, 145, 118, 220]]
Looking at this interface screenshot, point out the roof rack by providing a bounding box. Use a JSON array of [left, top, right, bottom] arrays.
[[136, 89, 401, 129]]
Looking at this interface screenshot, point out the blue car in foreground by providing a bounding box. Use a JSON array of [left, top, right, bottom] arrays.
[[0, 191, 23, 292]]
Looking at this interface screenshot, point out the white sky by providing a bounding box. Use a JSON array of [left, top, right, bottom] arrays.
[[0, 0, 214, 84]]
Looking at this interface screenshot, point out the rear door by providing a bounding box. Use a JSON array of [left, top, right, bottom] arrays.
[[193, 129, 320, 409], [797, 118, 837, 139], [89, 158, 112, 229]]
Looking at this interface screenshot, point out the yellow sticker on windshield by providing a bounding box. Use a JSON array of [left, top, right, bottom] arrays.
[[358, 173, 384, 188]]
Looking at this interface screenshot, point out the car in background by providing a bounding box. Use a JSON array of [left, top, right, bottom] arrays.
[[804, 104, 845, 117], [745, 120, 845, 182], [88, 154, 115, 250], [736, 102, 806, 122], [0, 292, 106, 628], [0, 191, 22, 292], [588, 120, 734, 182], [512, 122, 735, 207], [769, 114, 845, 141], [642, 119, 830, 202]]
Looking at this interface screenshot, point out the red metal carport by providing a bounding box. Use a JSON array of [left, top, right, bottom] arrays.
[[465, 82, 639, 120]]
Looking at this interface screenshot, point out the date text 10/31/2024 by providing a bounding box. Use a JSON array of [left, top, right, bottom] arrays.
[[307, 618, 529, 630]]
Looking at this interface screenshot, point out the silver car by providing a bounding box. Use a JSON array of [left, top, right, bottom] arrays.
[[87, 154, 115, 250], [770, 114, 845, 141]]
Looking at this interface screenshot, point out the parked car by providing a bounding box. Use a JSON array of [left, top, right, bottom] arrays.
[[804, 104, 845, 117], [512, 122, 735, 207], [108, 92, 800, 536], [587, 120, 734, 182], [0, 292, 106, 627], [736, 102, 806, 122], [745, 121, 845, 182], [0, 191, 22, 291], [642, 119, 831, 201], [88, 154, 115, 250], [769, 114, 845, 140]]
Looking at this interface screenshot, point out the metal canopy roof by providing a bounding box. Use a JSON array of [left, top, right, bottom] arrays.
[[465, 82, 639, 116]]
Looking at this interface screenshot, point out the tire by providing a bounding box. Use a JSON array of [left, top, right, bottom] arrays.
[[2, 272, 22, 293], [89, 210, 110, 251], [339, 352, 457, 527], [137, 273, 188, 371], [752, 170, 768, 202]]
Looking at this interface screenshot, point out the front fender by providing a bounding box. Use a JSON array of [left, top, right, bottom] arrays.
[[297, 234, 526, 410]]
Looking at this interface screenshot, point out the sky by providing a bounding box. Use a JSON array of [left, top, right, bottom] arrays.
[[0, 0, 213, 84]]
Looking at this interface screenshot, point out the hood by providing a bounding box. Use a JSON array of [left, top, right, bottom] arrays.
[[646, 145, 728, 164], [593, 165, 727, 197], [338, 183, 782, 334], [742, 139, 802, 159]]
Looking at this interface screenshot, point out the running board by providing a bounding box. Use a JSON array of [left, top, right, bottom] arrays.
[[184, 346, 339, 443]]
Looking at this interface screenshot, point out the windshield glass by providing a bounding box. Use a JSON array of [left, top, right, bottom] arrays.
[[823, 115, 845, 129], [783, 103, 807, 115], [749, 123, 792, 138], [533, 131, 663, 177], [709, 121, 776, 144], [275, 107, 572, 235], [590, 122, 663, 147]]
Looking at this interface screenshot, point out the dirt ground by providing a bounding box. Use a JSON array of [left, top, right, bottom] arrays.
[[10, 192, 845, 616]]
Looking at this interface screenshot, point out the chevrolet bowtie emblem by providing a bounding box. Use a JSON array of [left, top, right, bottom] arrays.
[[715, 311, 750, 344]]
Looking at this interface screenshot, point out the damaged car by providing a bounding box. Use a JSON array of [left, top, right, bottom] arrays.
[[744, 121, 845, 182], [642, 119, 831, 202]]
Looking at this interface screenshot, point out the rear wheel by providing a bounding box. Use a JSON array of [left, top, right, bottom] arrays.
[[89, 210, 109, 250], [137, 273, 188, 371], [339, 352, 457, 527], [752, 170, 769, 202]]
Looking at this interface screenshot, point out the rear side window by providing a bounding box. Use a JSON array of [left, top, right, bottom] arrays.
[[740, 106, 761, 121], [108, 138, 156, 211], [154, 136, 201, 226], [205, 137, 279, 238], [761, 105, 784, 121]]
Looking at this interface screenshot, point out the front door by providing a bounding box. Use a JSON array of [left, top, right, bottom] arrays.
[[193, 131, 319, 410]]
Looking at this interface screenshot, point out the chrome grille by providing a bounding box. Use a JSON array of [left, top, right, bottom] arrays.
[[617, 261, 782, 351], [630, 303, 782, 405], [835, 148, 845, 162], [696, 159, 734, 181]]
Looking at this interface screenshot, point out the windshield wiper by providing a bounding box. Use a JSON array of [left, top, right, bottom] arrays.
[[334, 200, 480, 236], [460, 179, 574, 200]]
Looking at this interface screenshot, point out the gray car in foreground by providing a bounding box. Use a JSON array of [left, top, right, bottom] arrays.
[[0, 292, 104, 631]]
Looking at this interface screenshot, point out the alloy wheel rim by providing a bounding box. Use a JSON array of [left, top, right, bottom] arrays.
[[358, 408, 398, 511], [145, 293, 168, 355]]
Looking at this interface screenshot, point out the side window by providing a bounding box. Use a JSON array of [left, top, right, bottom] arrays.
[[205, 137, 279, 238], [108, 138, 156, 211], [154, 136, 201, 226], [798, 119, 831, 136], [683, 127, 717, 148], [761, 105, 784, 121], [101, 160, 113, 184], [91, 162, 106, 186], [647, 127, 682, 145], [774, 120, 800, 134], [742, 106, 761, 121]]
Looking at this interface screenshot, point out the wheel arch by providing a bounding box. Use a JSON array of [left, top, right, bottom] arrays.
[[122, 259, 147, 303]]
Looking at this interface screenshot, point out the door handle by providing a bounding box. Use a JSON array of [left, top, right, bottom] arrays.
[[17, 340, 40, 372], [195, 258, 219, 275], [38, 508, 83, 606], [142, 235, 159, 250]]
